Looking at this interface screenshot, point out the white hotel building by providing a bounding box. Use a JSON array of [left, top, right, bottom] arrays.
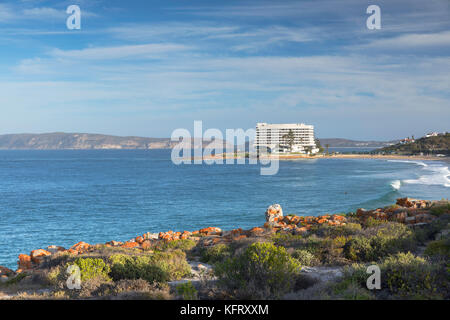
[[254, 123, 319, 154]]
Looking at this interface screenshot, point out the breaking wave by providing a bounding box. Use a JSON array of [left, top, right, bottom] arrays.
[[394, 161, 450, 188], [390, 180, 401, 190]]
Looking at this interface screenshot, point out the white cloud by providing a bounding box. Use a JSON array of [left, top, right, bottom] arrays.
[[49, 43, 192, 60], [362, 31, 450, 49], [0, 4, 16, 22]]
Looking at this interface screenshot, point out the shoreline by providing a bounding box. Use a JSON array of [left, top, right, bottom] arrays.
[[206, 153, 446, 161]]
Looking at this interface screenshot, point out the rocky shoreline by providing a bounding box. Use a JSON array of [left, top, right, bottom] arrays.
[[1, 197, 449, 300]]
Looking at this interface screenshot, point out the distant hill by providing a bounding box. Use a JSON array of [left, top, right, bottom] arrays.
[[316, 138, 398, 148], [0, 133, 401, 150], [0, 133, 231, 150], [377, 133, 450, 155]]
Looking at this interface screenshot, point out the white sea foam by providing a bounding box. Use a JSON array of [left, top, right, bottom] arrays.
[[402, 163, 450, 188], [390, 180, 401, 190], [387, 160, 428, 167]]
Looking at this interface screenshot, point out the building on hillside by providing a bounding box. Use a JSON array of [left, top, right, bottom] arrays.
[[425, 132, 439, 138], [254, 122, 319, 154], [399, 137, 415, 144]]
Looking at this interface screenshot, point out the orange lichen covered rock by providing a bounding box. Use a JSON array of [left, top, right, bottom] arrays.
[[106, 240, 123, 247], [199, 227, 222, 236], [265, 204, 283, 222], [331, 214, 346, 222], [248, 227, 264, 236], [46, 245, 66, 254], [141, 240, 152, 250], [121, 241, 139, 248], [180, 231, 191, 239], [66, 249, 78, 255], [0, 266, 15, 277], [70, 241, 91, 253], [30, 249, 51, 264], [135, 236, 144, 244]]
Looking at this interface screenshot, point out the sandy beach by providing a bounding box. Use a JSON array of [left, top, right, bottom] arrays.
[[207, 153, 446, 161]]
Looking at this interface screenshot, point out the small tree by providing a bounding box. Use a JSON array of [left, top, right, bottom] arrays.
[[281, 129, 295, 153], [315, 138, 324, 153], [325, 143, 330, 155]]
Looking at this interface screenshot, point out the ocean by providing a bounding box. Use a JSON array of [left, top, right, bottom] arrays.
[[0, 149, 449, 269]]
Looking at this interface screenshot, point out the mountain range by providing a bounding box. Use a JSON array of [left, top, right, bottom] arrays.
[[0, 133, 398, 150]]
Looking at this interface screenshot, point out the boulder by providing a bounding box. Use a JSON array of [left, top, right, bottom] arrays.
[[180, 231, 191, 240], [199, 227, 222, 236], [47, 245, 66, 254], [393, 211, 407, 223], [121, 241, 139, 248], [0, 266, 15, 277], [70, 241, 91, 253], [265, 204, 283, 222], [247, 227, 265, 236], [141, 240, 152, 250], [30, 249, 51, 264], [135, 236, 144, 244], [396, 198, 414, 208], [106, 240, 123, 247], [18, 254, 32, 270]]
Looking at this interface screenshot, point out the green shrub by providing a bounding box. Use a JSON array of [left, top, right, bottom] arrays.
[[200, 244, 232, 264], [158, 239, 197, 252], [291, 249, 316, 266], [69, 258, 111, 282], [381, 252, 448, 299], [176, 281, 198, 300], [343, 237, 373, 262], [271, 233, 304, 247], [314, 223, 362, 238], [4, 272, 28, 286], [109, 250, 191, 283], [331, 277, 374, 300], [430, 203, 450, 217], [215, 242, 301, 299], [344, 223, 416, 262], [424, 239, 450, 258]]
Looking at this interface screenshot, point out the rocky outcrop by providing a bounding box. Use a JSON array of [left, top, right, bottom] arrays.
[[355, 199, 438, 226], [11, 198, 444, 273], [265, 204, 283, 223]]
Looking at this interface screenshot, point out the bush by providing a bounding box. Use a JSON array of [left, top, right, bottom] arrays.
[[200, 244, 232, 264], [113, 279, 172, 299], [69, 258, 111, 282], [271, 233, 304, 247], [381, 252, 448, 299], [313, 223, 362, 238], [343, 237, 373, 262], [109, 250, 191, 283], [176, 281, 198, 300], [158, 239, 197, 252], [424, 239, 450, 258], [291, 249, 316, 266], [4, 272, 28, 286], [344, 223, 416, 262], [215, 242, 301, 299], [430, 203, 450, 217]]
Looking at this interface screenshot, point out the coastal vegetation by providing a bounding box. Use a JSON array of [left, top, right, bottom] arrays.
[[378, 133, 450, 155], [1, 198, 449, 300]]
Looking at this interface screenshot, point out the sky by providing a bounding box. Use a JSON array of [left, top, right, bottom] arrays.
[[0, 0, 449, 140]]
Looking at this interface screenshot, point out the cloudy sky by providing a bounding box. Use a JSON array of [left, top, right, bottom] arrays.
[[0, 0, 449, 140]]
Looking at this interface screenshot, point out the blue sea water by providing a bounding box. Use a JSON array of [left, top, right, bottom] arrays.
[[0, 149, 449, 269]]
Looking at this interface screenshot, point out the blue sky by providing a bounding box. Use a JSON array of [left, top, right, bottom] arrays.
[[0, 0, 449, 140]]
